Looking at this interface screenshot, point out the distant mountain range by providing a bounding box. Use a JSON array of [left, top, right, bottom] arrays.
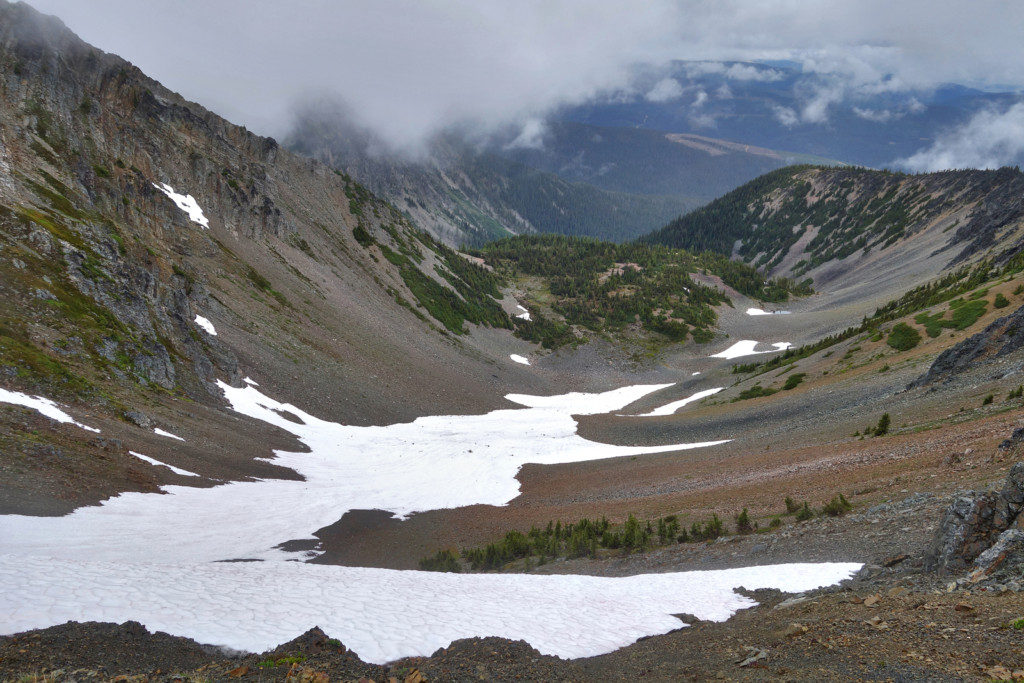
[[561, 60, 1022, 169]]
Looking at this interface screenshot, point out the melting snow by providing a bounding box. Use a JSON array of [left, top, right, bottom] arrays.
[[711, 340, 793, 360], [243, 376, 259, 386], [510, 354, 530, 365], [0, 388, 99, 433], [0, 556, 860, 663], [632, 387, 724, 417], [0, 383, 726, 563], [0, 381, 858, 663], [129, 451, 200, 478], [515, 304, 531, 321], [193, 315, 217, 336], [745, 308, 792, 316], [152, 183, 210, 228], [153, 428, 185, 442]]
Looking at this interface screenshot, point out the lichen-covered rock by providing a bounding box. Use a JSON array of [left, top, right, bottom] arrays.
[[973, 529, 1024, 578], [926, 462, 1024, 571]]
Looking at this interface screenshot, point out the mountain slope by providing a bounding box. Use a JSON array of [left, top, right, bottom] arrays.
[[0, 2, 547, 512], [285, 109, 691, 245], [644, 165, 1024, 290]]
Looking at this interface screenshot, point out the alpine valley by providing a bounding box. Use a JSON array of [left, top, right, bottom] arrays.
[[2, 2, 1024, 681]]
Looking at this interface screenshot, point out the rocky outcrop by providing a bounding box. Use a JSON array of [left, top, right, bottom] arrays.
[[924, 461, 1024, 572], [910, 304, 1024, 387]]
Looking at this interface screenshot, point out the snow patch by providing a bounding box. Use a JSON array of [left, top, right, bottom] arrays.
[[632, 387, 724, 417], [193, 315, 217, 336], [152, 183, 210, 228], [711, 340, 793, 360], [0, 388, 99, 433], [243, 377, 259, 386], [746, 308, 791, 316], [153, 428, 184, 442], [515, 304, 531, 321], [129, 451, 200, 478], [0, 556, 860, 664], [510, 354, 530, 365]]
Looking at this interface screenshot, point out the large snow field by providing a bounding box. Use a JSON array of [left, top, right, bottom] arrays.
[[1, 383, 728, 562], [0, 555, 860, 664], [0, 381, 859, 662]]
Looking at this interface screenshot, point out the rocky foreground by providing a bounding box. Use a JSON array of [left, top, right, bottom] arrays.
[[3, 462, 1024, 682]]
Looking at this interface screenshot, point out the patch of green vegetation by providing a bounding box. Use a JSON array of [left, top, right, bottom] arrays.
[[948, 298, 987, 330], [352, 224, 373, 247], [995, 292, 1011, 308], [92, 164, 111, 179], [380, 245, 510, 335], [820, 494, 853, 517], [735, 508, 756, 534], [418, 549, 461, 572], [782, 373, 806, 390], [732, 384, 778, 402], [244, 266, 289, 306], [795, 502, 814, 522], [258, 655, 306, 668], [983, 394, 994, 406], [887, 322, 921, 351]]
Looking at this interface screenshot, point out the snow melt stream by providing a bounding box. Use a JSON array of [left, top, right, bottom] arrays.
[[0, 381, 858, 663]]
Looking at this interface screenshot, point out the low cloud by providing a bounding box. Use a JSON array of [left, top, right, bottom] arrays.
[[772, 105, 800, 127], [25, 0, 1024, 150], [645, 78, 685, 102], [685, 61, 783, 82], [853, 107, 895, 123], [896, 102, 1024, 171]]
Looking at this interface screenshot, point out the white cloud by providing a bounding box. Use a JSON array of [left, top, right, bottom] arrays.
[[503, 118, 548, 150], [645, 77, 685, 102], [896, 102, 1024, 171], [772, 105, 800, 127], [853, 107, 895, 123], [24, 0, 1024, 149], [685, 61, 783, 82]]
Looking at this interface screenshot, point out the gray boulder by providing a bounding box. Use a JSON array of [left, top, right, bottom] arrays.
[[925, 462, 1024, 571]]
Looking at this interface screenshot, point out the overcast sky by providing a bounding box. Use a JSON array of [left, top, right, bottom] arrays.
[[24, 0, 1024, 167]]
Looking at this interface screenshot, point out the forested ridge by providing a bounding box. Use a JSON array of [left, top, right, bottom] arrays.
[[477, 234, 807, 346], [643, 165, 1024, 278]]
